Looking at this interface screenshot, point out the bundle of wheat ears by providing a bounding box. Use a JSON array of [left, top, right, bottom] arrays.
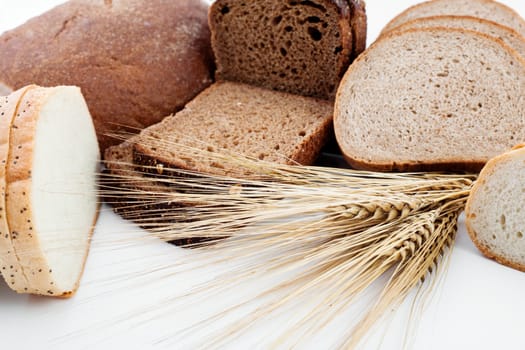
[[93, 135, 477, 348]]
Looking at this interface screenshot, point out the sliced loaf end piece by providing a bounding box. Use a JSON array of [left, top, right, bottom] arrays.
[[381, 0, 525, 37], [209, 0, 367, 99], [383, 15, 525, 60], [466, 144, 525, 272], [334, 28, 525, 172], [7, 86, 100, 297], [133, 81, 334, 177]]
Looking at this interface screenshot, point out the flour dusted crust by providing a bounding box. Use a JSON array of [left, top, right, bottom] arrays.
[[0, 0, 214, 152]]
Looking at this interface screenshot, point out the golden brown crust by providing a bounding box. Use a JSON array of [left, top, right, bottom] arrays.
[[382, 0, 525, 35], [383, 15, 525, 44], [334, 27, 525, 172], [6, 88, 58, 295], [0, 0, 214, 152], [465, 145, 525, 272], [0, 86, 34, 293]]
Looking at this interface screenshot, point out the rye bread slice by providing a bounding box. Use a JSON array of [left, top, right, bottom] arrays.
[[334, 28, 525, 172], [104, 140, 211, 247], [133, 81, 334, 177], [382, 0, 525, 37], [466, 144, 525, 272], [384, 16, 525, 60], [209, 0, 367, 100]]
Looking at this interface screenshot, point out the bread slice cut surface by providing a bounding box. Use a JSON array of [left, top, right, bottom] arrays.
[[209, 0, 367, 99], [334, 28, 525, 172], [6, 86, 100, 296], [466, 145, 525, 272], [133, 81, 334, 177]]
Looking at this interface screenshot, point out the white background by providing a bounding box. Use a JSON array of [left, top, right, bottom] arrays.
[[1, 0, 525, 349]]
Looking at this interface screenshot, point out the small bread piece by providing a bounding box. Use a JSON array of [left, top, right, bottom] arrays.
[[334, 28, 525, 172], [0, 82, 12, 95], [6, 86, 100, 296], [133, 81, 334, 177], [382, 0, 525, 37], [466, 144, 525, 272], [209, 0, 367, 99], [0, 86, 34, 292], [384, 16, 525, 60]]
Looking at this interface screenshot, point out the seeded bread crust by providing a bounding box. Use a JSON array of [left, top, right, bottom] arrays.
[[382, 15, 525, 60], [0, 0, 214, 152], [132, 82, 334, 178], [0, 86, 33, 293], [334, 27, 525, 172], [382, 0, 525, 37], [466, 144, 525, 272], [6, 87, 99, 297], [209, 0, 367, 100]]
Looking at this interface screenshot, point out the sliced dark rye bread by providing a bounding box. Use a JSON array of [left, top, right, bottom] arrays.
[[104, 140, 214, 247], [334, 28, 525, 172], [209, 0, 367, 100], [381, 0, 525, 37], [383, 16, 525, 60], [132, 81, 334, 177]]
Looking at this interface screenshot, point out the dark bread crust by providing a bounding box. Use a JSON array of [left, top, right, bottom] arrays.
[[209, 0, 366, 100], [103, 141, 215, 247], [465, 144, 525, 272], [334, 27, 525, 172], [0, 0, 214, 152]]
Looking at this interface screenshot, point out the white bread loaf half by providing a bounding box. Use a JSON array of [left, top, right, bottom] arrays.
[[4, 86, 100, 297], [381, 0, 525, 37], [466, 144, 525, 272], [0, 86, 33, 292]]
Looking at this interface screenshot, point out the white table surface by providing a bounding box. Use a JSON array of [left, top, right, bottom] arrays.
[[1, 0, 525, 349]]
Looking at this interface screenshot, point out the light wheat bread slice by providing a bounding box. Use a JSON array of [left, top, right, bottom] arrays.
[[334, 28, 525, 172], [0, 86, 34, 292], [381, 0, 525, 37], [133, 81, 334, 177], [6, 86, 100, 297], [466, 144, 525, 272], [209, 0, 367, 100], [384, 16, 525, 60]]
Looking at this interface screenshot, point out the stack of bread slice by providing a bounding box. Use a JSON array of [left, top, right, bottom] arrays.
[[104, 0, 367, 238], [0, 86, 100, 297], [334, 0, 525, 172]]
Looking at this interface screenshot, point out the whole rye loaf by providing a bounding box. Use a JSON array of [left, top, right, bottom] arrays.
[[0, 0, 215, 152]]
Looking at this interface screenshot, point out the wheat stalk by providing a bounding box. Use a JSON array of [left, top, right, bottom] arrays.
[[93, 137, 476, 348]]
